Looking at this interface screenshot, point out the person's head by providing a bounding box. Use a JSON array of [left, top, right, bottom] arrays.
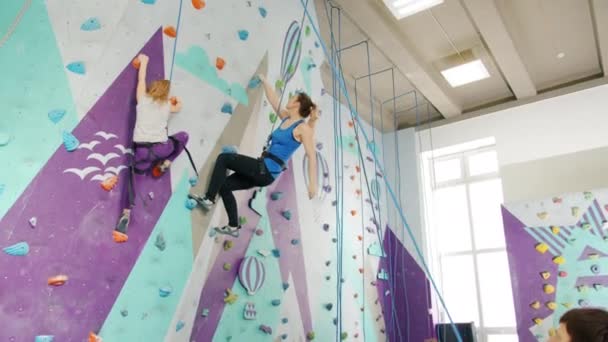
[[286, 92, 316, 119], [548, 308, 608, 342], [147, 80, 171, 102]]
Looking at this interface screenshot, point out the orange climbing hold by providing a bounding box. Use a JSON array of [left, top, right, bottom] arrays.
[[113, 230, 128, 243], [351, 210, 357, 216], [101, 175, 118, 191], [357, 235, 363, 241], [163, 26, 177, 38], [192, 0, 206, 10], [355, 165, 361, 173], [170, 96, 178, 106], [48, 274, 68, 286], [348, 121, 354, 128], [132, 58, 141, 69], [355, 189, 361, 196], [89, 332, 102, 342], [216, 57, 226, 70]]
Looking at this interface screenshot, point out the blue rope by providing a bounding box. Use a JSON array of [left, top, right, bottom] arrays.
[[169, 0, 184, 81], [299, 1, 463, 340]]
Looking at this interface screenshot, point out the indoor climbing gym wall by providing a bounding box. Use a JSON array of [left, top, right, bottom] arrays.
[[502, 188, 608, 341], [1, 0, 432, 341]]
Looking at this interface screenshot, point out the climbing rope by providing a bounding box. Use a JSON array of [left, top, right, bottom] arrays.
[[300, 1, 463, 340], [169, 0, 185, 81], [0, 0, 32, 49]]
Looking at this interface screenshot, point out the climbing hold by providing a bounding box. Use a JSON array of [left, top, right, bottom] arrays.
[[148, 192, 155, 199], [3, 242, 29, 256], [221, 103, 233, 114], [532, 317, 543, 325], [323, 223, 330, 231], [540, 271, 551, 280], [272, 249, 281, 257], [584, 191, 593, 200], [553, 256, 565, 265], [100, 175, 118, 191], [589, 253, 599, 259], [591, 264, 600, 274], [29, 217, 37, 228], [48, 274, 68, 286], [291, 239, 299, 245], [579, 299, 589, 307], [546, 301, 557, 310], [88, 333, 102, 342], [543, 284, 555, 294], [48, 109, 66, 124], [239, 256, 266, 295], [271, 299, 281, 306], [244, 302, 257, 320], [223, 263, 232, 271], [81, 17, 101, 31], [238, 30, 249, 41], [307, 331, 316, 340], [201, 308, 210, 317], [282, 282, 289, 291], [551, 226, 560, 234], [224, 288, 238, 304], [275, 79, 285, 90], [223, 240, 234, 251], [350, 210, 357, 216], [325, 260, 331, 266], [271, 192, 283, 200], [577, 285, 588, 293], [367, 242, 386, 257], [552, 197, 563, 204], [281, 210, 292, 220], [176, 320, 185, 332], [594, 284, 603, 290], [257, 249, 270, 257], [221, 145, 238, 154], [248, 76, 261, 89], [62, 131, 79, 151], [208, 229, 217, 238], [155, 233, 166, 251], [239, 216, 247, 225], [305, 25, 311, 37], [341, 332, 348, 340], [530, 301, 540, 309], [189, 177, 198, 186], [535, 243, 549, 254], [282, 318, 288, 324], [537, 212, 548, 220], [281, 334, 288, 340], [315, 41, 320, 48], [120, 309, 128, 317], [572, 207, 580, 217], [192, 0, 206, 10], [269, 112, 278, 124], [332, 238, 337, 243], [66, 61, 86, 75], [581, 222, 592, 230], [559, 271, 568, 277], [141, 0, 156, 4], [164, 26, 177, 38], [216, 57, 226, 70], [185, 198, 197, 210], [258, 7, 267, 18], [325, 303, 333, 311], [35, 336, 54, 342], [325, 275, 331, 281], [131, 57, 141, 70], [255, 229, 264, 236], [377, 269, 388, 280], [159, 286, 172, 297], [259, 325, 272, 334]]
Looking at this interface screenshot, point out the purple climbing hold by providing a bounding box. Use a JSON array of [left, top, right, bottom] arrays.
[[255, 229, 264, 236], [259, 325, 272, 334], [316, 142, 323, 150]]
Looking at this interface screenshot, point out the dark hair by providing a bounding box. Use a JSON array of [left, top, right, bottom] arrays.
[[297, 92, 316, 118], [560, 308, 608, 342]]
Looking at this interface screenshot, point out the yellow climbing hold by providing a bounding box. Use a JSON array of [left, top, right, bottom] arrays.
[[537, 212, 548, 220], [546, 301, 557, 310], [562, 303, 573, 308], [530, 301, 541, 309], [224, 288, 238, 304], [572, 207, 580, 217], [549, 328, 557, 337], [535, 243, 549, 254], [543, 284, 555, 294], [553, 256, 565, 265], [533, 317, 543, 325], [589, 253, 599, 260], [551, 226, 560, 234], [540, 271, 551, 280]]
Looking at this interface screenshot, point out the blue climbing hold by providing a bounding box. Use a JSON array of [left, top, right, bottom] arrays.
[[272, 249, 281, 258], [3, 242, 29, 256], [209, 229, 217, 237], [378, 269, 389, 280], [159, 286, 172, 298], [66, 61, 86, 75], [282, 282, 289, 291], [238, 30, 249, 41], [258, 7, 267, 18], [141, 0, 156, 4], [189, 176, 198, 187], [281, 334, 288, 340], [201, 308, 210, 317], [248, 76, 261, 89], [176, 320, 185, 332], [221, 103, 233, 114], [62, 131, 79, 152], [0, 184, 5, 197], [314, 41, 320, 48], [186, 198, 197, 210], [282, 318, 288, 324], [120, 309, 128, 317], [48, 109, 66, 124], [155, 233, 166, 251], [271, 192, 283, 200], [81, 17, 101, 31], [281, 210, 292, 220], [221, 145, 238, 154], [291, 239, 299, 246], [35, 336, 54, 342], [271, 299, 281, 306]]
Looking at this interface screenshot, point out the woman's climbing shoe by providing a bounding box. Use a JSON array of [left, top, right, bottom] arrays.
[[188, 193, 214, 210], [113, 209, 130, 243], [151, 160, 172, 178], [214, 225, 241, 238]]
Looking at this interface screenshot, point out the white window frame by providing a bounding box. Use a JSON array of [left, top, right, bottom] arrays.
[[421, 143, 516, 342]]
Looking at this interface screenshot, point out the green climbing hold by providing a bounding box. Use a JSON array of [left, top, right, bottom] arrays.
[[223, 240, 234, 251], [223, 263, 232, 271], [239, 216, 247, 225], [341, 332, 348, 340], [269, 112, 278, 124], [275, 79, 285, 90], [305, 25, 311, 37], [306, 331, 315, 340]]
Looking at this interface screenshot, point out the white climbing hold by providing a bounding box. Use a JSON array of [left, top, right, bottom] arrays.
[[148, 192, 155, 199], [29, 217, 37, 228], [257, 249, 271, 257]]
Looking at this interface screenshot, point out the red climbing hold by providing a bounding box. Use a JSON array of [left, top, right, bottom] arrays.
[[216, 57, 226, 70], [192, 0, 206, 9], [164, 26, 177, 38], [355, 189, 361, 196], [48, 274, 68, 286], [355, 165, 361, 173], [113, 230, 128, 243]]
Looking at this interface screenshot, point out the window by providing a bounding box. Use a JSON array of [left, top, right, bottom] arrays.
[[421, 142, 516, 342]]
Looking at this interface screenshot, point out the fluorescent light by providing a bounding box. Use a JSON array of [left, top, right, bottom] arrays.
[[384, 0, 443, 19], [440, 59, 490, 87]]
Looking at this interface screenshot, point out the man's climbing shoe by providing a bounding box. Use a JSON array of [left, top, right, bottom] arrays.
[[151, 160, 172, 178], [214, 225, 241, 238], [188, 193, 214, 210], [113, 209, 130, 243]]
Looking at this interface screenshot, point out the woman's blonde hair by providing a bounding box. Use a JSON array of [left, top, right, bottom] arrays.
[[147, 80, 170, 102]]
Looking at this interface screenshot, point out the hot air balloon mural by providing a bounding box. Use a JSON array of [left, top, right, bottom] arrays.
[[238, 256, 266, 295], [303, 142, 330, 200], [279, 21, 303, 88]]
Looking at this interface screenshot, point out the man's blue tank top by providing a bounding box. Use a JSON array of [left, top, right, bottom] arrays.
[[264, 118, 304, 177]]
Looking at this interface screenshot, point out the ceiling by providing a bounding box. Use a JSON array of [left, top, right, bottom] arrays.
[[315, 0, 608, 130]]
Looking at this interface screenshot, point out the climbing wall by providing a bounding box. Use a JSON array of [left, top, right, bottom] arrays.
[[1, 0, 432, 341], [502, 188, 608, 342]]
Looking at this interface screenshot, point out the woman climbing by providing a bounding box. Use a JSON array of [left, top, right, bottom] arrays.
[[189, 74, 318, 237], [114, 53, 193, 242]]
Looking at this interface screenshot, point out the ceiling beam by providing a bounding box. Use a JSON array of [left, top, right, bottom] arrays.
[[460, 0, 536, 99], [329, 0, 462, 118], [591, 0, 608, 76]]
